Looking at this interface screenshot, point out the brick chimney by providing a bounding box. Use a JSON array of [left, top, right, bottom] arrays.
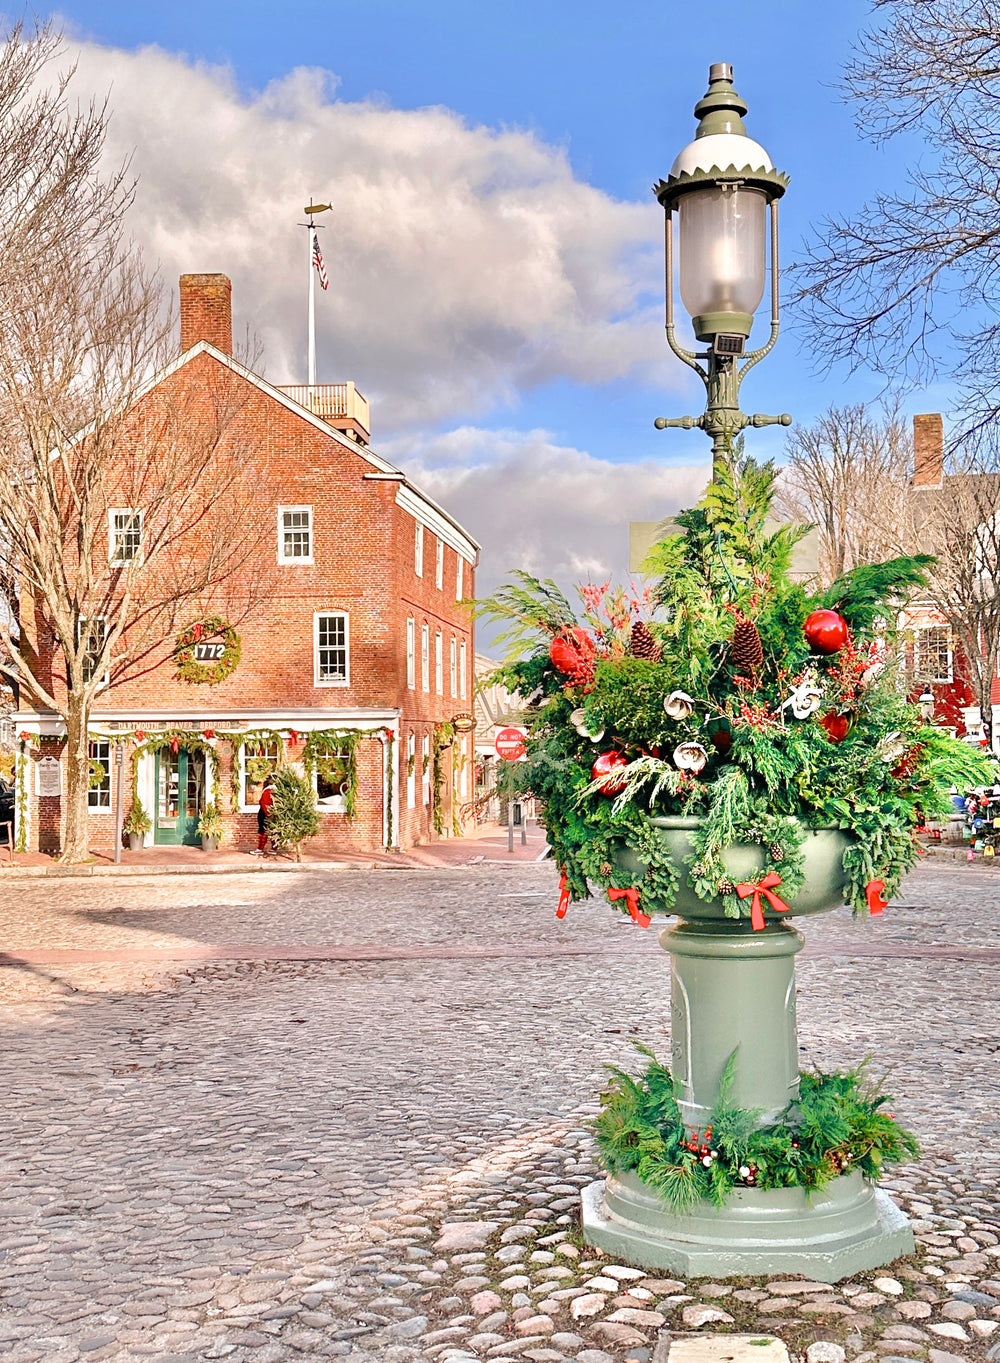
[[913, 413, 943, 488], [179, 273, 232, 353]]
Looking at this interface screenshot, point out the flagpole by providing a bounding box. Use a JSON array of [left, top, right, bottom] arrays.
[[301, 200, 332, 403]]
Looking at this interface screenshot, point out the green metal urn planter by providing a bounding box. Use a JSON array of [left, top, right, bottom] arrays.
[[580, 817, 915, 1281]]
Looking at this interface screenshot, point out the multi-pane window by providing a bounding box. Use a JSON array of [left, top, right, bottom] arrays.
[[406, 618, 415, 689], [456, 556, 464, 602], [88, 740, 111, 809], [279, 506, 313, 563], [435, 538, 444, 590], [109, 510, 142, 563], [914, 626, 952, 683], [415, 522, 424, 577], [422, 735, 431, 805], [435, 631, 443, 695], [459, 736, 468, 799], [78, 617, 108, 685], [242, 740, 280, 807], [450, 637, 457, 697], [421, 624, 430, 692], [460, 640, 467, 700], [407, 733, 416, 809], [315, 612, 349, 685]]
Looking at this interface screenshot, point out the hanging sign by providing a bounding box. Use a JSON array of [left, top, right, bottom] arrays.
[[495, 726, 527, 761], [38, 756, 62, 796], [451, 713, 475, 734]]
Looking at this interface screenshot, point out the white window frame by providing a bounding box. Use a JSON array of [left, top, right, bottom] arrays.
[[278, 505, 314, 565], [238, 739, 281, 812], [914, 625, 953, 684], [421, 624, 430, 692], [406, 733, 416, 809], [435, 631, 443, 695], [422, 735, 431, 805], [314, 611, 350, 687], [108, 509, 143, 564], [415, 522, 424, 577], [460, 640, 467, 700], [406, 617, 415, 689], [88, 739, 111, 809], [459, 735, 468, 800], [450, 636, 457, 698], [77, 616, 109, 688], [456, 556, 464, 602], [435, 537, 444, 590]]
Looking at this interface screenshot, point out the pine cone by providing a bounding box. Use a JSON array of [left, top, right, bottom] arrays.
[[770, 843, 783, 862], [630, 620, 662, 662], [599, 861, 613, 879], [718, 878, 736, 896], [731, 613, 764, 676]]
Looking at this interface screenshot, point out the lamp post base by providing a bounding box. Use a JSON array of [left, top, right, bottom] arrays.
[[581, 1169, 913, 1282]]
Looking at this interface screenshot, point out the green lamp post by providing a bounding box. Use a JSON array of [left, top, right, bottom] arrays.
[[652, 62, 791, 469], [580, 64, 915, 1280]]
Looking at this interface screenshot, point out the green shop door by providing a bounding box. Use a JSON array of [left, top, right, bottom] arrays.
[[154, 747, 206, 846]]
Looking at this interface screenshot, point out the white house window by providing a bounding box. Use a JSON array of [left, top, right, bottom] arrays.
[[415, 522, 424, 577], [109, 509, 142, 563], [278, 506, 313, 563], [314, 746, 352, 811], [406, 617, 415, 689], [435, 631, 443, 695], [421, 624, 430, 692], [314, 612, 349, 685], [78, 617, 108, 686], [407, 733, 416, 809], [450, 637, 457, 697], [422, 735, 431, 805], [241, 740, 280, 808], [435, 537, 444, 590], [460, 640, 467, 700], [914, 626, 952, 683], [459, 736, 468, 799], [88, 740, 111, 809], [456, 556, 464, 602]]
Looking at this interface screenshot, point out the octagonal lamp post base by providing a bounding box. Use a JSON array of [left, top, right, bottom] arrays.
[[580, 1168, 914, 1283]]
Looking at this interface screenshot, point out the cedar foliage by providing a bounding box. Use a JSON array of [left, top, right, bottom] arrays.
[[267, 768, 320, 862]]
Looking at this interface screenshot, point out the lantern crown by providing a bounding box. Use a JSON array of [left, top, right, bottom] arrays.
[[654, 63, 789, 210]]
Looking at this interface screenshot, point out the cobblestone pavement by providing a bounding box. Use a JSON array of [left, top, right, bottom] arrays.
[[2, 863, 999, 1363]]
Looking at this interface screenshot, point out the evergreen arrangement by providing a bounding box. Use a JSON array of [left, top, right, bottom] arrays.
[[267, 767, 320, 861], [594, 1044, 919, 1211], [479, 457, 991, 921]]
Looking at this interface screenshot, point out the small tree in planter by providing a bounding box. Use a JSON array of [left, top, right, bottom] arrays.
[[122, 797, 151, 851], [267, 767, 320, 862], [197, 803, 224, 852]]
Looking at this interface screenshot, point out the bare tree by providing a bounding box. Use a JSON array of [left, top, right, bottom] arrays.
[[794, 1, 1000, 453], [0, 25, 271, 861], [775, 403, 916, 583]]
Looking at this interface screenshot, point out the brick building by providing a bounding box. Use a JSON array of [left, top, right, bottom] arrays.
[[13, 273, 479, 855]]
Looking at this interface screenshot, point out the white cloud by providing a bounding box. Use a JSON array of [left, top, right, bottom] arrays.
[[383, 425, 710, 646], [62, 41, 675, 430]]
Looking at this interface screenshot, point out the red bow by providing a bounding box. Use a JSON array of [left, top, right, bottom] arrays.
[[608, 886, 651, 929], [556, 871, 571, 919], [736, 871, 791, 932], [865, 878, 887, 916]]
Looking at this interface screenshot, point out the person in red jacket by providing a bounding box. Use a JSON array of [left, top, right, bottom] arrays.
[[253, 773, 276, 855]]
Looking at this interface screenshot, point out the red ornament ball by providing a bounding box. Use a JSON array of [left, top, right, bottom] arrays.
[[803, 609, 849, 654], [591, 750, 628, 796], [820, 711, 851, 744], [549, 626, 595, 675]]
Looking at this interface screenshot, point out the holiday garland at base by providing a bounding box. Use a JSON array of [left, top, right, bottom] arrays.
[[594, 1043, 919, 1212], [478, 457, 993, 924]]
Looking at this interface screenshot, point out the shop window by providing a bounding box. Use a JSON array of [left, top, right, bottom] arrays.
[[241, 741, 280, 808], [88, 740, 111, 808], [315, 748, 351, 811]]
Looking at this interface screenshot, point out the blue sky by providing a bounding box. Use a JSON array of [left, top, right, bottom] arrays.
[[48, 1, 944, 609]]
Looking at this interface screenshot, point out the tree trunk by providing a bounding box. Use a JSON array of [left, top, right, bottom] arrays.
[[61, 696, 92, 863]]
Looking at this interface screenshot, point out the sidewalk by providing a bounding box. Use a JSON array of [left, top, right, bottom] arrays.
[[0, 818, 551, 877]]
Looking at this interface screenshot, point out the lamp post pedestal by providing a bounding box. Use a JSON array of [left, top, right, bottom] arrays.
[[580, 916, 915, 1280]]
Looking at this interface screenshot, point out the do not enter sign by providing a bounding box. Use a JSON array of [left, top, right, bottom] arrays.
[[495, 726, 527, 761]]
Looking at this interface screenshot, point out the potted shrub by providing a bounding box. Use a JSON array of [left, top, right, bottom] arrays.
[[197, 803, 224, 852], [122, 797, 151, 851]]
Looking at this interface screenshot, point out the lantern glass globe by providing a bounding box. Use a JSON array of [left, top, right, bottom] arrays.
[[678, 183, 767, 324]]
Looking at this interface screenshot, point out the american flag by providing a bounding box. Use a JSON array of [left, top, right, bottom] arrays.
[[311, 229, 329, 290]]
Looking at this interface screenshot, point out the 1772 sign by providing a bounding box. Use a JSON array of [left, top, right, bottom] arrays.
[[193, 642, 226, 661]]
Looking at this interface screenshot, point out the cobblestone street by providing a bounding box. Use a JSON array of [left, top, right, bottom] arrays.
[[2, 861, 999, 1363]]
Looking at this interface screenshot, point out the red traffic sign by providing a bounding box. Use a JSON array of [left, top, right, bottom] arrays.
[[495, 726, 527, 761]]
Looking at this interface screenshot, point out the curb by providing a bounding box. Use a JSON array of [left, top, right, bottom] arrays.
[[0, 859, 380, 879]]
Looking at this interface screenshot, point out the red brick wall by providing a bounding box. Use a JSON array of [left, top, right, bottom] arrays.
[[180, 274, 233, 353]]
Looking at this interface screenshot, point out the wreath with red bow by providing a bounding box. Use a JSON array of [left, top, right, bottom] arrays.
[[174, 616, 241, 685]]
